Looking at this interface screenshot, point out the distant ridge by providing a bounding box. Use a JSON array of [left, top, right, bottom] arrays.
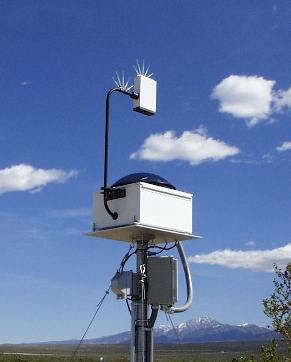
[[47, 316, 278, 345]]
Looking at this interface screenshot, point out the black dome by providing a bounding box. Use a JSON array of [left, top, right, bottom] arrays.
[[111, 172, 176, 190]]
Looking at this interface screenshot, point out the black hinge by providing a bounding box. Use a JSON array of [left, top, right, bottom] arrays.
[[105, 187, 126, 201]]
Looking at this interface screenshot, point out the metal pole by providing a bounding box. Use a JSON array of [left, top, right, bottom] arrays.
[[145, 329, 153, 362], [130, 240, 148, 362], [146, 306, 158, 362]]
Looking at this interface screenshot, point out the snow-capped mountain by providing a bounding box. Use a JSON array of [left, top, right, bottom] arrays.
[[78, 316, 278, 344]]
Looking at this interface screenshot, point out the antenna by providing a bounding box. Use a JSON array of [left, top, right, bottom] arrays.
[[132, 60, 157, 116], [112, 71, 133, 92], [133, 59, 154, 78]]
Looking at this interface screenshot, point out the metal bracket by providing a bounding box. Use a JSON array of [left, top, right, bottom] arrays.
[[105, 187, 126, 201]]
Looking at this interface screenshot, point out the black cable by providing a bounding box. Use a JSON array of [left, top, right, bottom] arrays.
[[149, 242, 176, 250], [120, 249, 137, 272], [152, 246, 168, 255], [72, 285, 111, 359], [125, 298, 131, 315], [119, 244, 135, 272], [160, 242, 177, 250], [72, 244, 137, 359], [103, 88, 138, 220], [149, 243, 168, 250], [147, 242, 177, 255]]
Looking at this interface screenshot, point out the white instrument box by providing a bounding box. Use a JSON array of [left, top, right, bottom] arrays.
[[88, 181, 198, 244]]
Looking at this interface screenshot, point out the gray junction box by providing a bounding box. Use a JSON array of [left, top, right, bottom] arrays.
[[111, 271, 133, 299], [147, 256, 178, 306]]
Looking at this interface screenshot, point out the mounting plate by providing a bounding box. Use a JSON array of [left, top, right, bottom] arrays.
[[86, 223, 200, 244]]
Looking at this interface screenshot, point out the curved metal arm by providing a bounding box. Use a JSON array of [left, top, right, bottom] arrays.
[[170, 241, 193, 313], [103, 88, 139, 220]]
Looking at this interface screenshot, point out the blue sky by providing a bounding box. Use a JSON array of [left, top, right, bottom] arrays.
[[0, 1, 290, 343]]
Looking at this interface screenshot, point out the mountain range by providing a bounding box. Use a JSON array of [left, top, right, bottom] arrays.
[[53, 316, 278, 344]]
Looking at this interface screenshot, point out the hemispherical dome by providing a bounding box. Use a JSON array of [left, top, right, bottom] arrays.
[[111, 172, 176, 190]]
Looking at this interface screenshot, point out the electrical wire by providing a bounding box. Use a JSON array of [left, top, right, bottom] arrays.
[[153, 242, 175, 250], [72, 284, 111, 359], [119, 244, 134, 270], [164, 312, 181, 345], [120, 242, 177, 272], [72, 241, 179, 359], [72, 245, 137, 359], [120, 244, 137, 272], [170, 241, 193, 313], [147, 242, 177, 255], [125, 298, 131, 315]]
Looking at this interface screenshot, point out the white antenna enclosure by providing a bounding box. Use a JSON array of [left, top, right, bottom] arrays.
[[133, 75, 157, 115], [88, 182, 199, 244]]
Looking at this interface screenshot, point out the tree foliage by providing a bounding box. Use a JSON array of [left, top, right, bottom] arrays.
[[233, 263, 290, 362], [260, 339, 280, 362], [263, 262, 291, 344]]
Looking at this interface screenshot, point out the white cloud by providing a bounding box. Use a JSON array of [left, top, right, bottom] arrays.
[[273, 87, 291, 112], [130, 127, 240, 166], [48, 208, 91, 218], [245, 240, 256, 247], [262, 153, 274, 163], [188, 243, 291, 272], [211, 75, 275, 127], [0, 164, 77, 195], [276, 141, 291, 152]]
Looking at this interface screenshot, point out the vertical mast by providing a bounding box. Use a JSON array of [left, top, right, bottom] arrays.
[[131, 240, 148, 362]]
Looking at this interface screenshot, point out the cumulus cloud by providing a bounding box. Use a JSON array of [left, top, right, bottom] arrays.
[[276, 141, 291, 152], [0, 164, 77, 195], [188, 243, 291, 272], [130, 127, 240, 166], [211, 75, 275, 127]]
